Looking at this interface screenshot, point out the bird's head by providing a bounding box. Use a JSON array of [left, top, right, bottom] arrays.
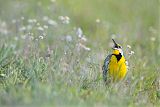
[[112, 39, 123, 55]]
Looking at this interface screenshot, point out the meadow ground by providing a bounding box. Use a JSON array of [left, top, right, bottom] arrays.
[[0, 0, 160, 107]]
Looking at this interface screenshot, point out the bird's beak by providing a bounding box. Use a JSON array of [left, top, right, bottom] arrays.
[[112, 39, 118, 49]]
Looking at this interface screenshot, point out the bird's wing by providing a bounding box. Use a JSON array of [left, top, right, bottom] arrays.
[[102, 54, 112, 82]]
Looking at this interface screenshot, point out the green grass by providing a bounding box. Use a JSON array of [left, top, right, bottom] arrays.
[[0, 0, 160, 106]]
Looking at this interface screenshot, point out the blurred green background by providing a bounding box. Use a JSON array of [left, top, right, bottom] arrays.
[[0, 0, 159, 106]]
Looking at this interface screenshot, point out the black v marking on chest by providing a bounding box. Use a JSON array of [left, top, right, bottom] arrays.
[[112, 53, 122, 62]]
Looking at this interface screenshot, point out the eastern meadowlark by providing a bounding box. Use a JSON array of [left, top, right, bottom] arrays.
[[102, 39, 128, 83]]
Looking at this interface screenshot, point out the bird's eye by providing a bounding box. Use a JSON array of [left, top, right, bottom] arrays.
[[118, 46, 121, 48], [115, 46, 118, 48]]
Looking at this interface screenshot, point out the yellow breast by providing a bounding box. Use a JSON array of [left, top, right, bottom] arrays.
[[108, 55, 127, 81]]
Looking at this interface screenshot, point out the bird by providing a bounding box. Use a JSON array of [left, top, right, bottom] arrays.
[[102, 39, 128, 83]]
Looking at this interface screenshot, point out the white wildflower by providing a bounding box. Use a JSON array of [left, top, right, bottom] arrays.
[[64, 16, 70, 24], [28, 19, 37, 23], [48, 19, 57, 26], [66, 35, 72, 42], [43, 25, 48, 29], [0, 73, 6, 77], [76, 27, 83, 38], [39, 35, 44, 39], [126, 61, 129, 66], [37, 26, 44, 31], [150, 37, 156, 42], [78, 43, 91, 51], [84, 47, 91, 51], [28, 32, 33, 36], [127, 45, 131, 49], [58, 16, 65, 21], [140, 76, 144, 80], [58, 16, 70, 24], [64, 51, 67, 55], [81, 36, 87, 42], [129, 51, 134, 55], [19, 26, 26, 31], [96, 19, 100, 23], [43, 16, 49, 21]]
